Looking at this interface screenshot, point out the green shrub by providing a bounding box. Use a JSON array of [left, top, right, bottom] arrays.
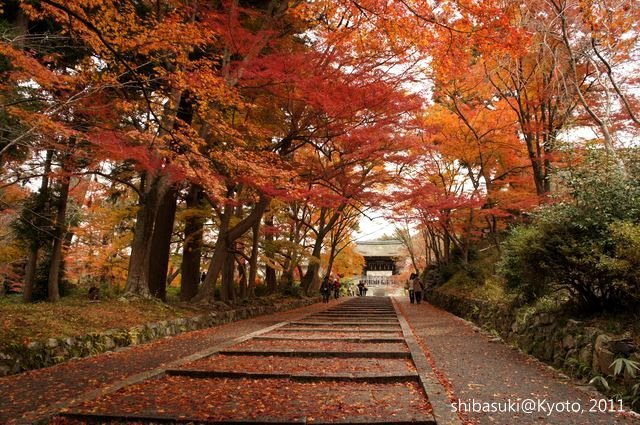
[[282, 284, 304, 298], [498, 150, 640, 313]]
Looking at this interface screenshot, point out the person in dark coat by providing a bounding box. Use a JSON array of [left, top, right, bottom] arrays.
[[412, 273, 424, 304], [320, 276, 332, 303], [333, 278, 341, 299], [406, 273, 416, 304]]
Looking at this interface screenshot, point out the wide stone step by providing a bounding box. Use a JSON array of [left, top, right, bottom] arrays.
[[253, 335, 405, 343], [290, 321, 400, 327], [61, 376, 435, 424], [219, 350, 412, 359], [278, 327, 402, 333], [166, 369, 420, 383]]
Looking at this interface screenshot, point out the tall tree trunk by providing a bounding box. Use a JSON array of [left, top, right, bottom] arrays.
[[301, 205, 346, 294], [247, 220, 260, 298], [220, 242, 236, 302], [238, 260, 247, 299], [125, 90, 191, 297], [180, 184, 204, 301], [22, 248, 39, 303], [302, 239, 323, 294], [148, 185, 178, 301], [325, 242, 337, 279], [125, 174, 168, 297], [23, 150, 52, 303], [264, 212, 277, 293], [47, 172, 70, 302]]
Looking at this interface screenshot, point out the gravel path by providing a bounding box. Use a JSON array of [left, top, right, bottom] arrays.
[[396, 297, 640, 425]]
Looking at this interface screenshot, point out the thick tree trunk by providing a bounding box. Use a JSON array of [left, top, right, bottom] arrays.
[[47, 173, 70, 302], [125, 174, 169, 297], [195, 196, 269, 302], [302, 239, 323, 294], [148, 185, 178, 301], [265, 266, 277, 293], [180, 184, 204, 301], [125, 90, 191, 298], [23, 150, 52, 303]]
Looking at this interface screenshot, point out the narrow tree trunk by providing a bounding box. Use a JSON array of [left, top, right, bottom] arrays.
[[264, 213, 277, 293], [47, 172, 70, 302], [220, 241, 236, 302], [247, 220, 260, 298], [196, 202, 232, 302], [22, 248, 39, 303], [238, 260, 248, 299], [180, 184, 204, 301], [148, 185, 178, 301], [325, 242, 337, 279]]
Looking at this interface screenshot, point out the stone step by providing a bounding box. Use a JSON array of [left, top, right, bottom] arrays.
[[278, 327, 401, 333], [166, 369, 420, 383], [61, 375, 435, 423], [290, 321, 400, 326], [219, 350, 412, 359], [253, 336, 405, 343]]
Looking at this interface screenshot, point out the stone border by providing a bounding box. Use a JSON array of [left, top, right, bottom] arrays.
[[392, 298, 462, 425], [0, 297, 321, 377], [424, 289, 640, 409]]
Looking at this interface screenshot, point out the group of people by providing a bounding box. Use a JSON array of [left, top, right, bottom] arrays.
[[320, 276, 342, 303], [405, 272, 425, 304], [356, 280, 368, 296], [320, 277, 369, 302]]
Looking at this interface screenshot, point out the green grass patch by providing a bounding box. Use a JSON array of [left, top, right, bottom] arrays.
[[0, 293, 198, 349], [436, 248, 513, 303]]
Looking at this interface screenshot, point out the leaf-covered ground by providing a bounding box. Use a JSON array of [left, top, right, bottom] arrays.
[[230, 339, 408, 353], [179, 355, 416, 375], [61, 376, 433, 423], [0, 299, 343, 423], [0, 294, 198, 349], [397, 297, 639, 424], [51, 297, 433, 424]]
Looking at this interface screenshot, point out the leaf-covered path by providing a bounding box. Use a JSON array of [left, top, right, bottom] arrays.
[[398, 298, 640, 424], [2, 297, 639, 424], [0, 300, 345, 424], [52, 297, 445, 424]]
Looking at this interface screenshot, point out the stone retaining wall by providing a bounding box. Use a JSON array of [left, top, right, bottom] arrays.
[[0, 297, 320, 377], [425, 289, 639, 382]]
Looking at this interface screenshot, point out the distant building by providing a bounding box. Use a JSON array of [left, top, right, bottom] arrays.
[[354, 239, 406, 278]]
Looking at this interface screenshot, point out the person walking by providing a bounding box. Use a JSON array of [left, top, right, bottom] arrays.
[[333, 278, 341, 299], [320, 276, 331, 303], [406, 273, 416, 304], [412, 273, 424, 304]]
